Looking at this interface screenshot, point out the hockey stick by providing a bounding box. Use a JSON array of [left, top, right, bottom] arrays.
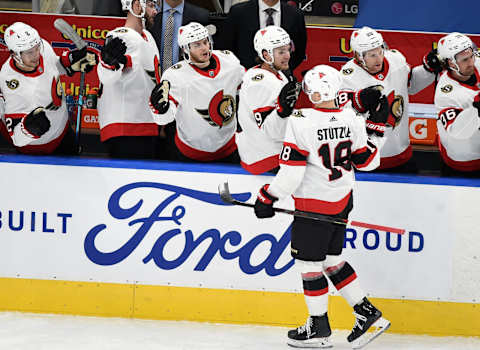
[[218, 182, 405, 235], [53, 18, 87, 154]]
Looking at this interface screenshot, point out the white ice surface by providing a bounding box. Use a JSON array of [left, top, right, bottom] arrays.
[[0, 312, 479, 350]]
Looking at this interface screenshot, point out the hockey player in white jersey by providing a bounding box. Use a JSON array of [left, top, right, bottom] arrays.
[[434, 32, 480, 175], [235, 25, 301, 174], [0, 22, 97, 155], [149, 22, 245, 162], [254, 65, 390, 349], [97, 0, 161, 159], [341, 26, 441, 171]]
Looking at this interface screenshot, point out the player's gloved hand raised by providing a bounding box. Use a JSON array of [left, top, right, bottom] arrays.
[[150, 80, 171, 115], [365, 96, 389, 137], [353, 85, 383, 113], [423, 48, 443, 74], [254, 184, 278, 219], [61, 47, 98, 76], [101, 36, 127, 70], [22, 107, 50, 138], [473, 92, 480, 117], [277, 76, 301, 118]]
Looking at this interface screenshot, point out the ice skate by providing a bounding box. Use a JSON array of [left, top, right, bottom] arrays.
[[347, 298, 390, 349], [287, 314, 333, 348]]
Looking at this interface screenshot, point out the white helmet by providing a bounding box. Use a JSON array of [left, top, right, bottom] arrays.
[[437, 32, 475, 73], [4, 22, 42, 66], [253, 25, 291, 65], [121, 0, 146, 18], [350, 26, 385, 64], [302, 65, 342, 104], [178, 22, 212, 62]]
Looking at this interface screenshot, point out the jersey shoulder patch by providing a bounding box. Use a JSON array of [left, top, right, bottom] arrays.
[[251, 73, 264, 81], [170, 63, 182, 70], [114, 28, 129, 34], [292, 110, 305, 118], [6, 79, 19, 90], [440, 84, 453, 93], [342, 68, 354, 75]]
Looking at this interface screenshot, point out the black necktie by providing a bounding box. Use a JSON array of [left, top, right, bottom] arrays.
[[265, 8, 276, 26]]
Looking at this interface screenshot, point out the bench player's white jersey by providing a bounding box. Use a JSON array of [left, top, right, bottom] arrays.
[[0, 39, 69, 154], [268, 107, 382, 215], [434, 59, 480, 171], [341, 49, 434, 169], [156, 50, 245, 161], [97, 27, 160, 142], [236, 66, 290, 174]]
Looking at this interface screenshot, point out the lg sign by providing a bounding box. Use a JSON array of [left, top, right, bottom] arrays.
[[331, 2, 358, 15]]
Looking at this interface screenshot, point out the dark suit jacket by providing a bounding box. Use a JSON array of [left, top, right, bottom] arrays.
[[150, 1, 209, 60], [93, 0, 125, 17], [221, 0, 307, 71]]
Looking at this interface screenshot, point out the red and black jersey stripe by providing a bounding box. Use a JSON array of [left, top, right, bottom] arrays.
[[279, 142, 309, 166], [351, 140, 378, 169], [324, 261, 357, 291]]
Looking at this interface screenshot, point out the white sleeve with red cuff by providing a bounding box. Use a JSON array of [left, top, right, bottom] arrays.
[[408, 65, 435, 95]]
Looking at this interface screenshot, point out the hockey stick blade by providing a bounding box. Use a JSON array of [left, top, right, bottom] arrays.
[[218, 182, 405, 234], [54, 18, 86, 50]]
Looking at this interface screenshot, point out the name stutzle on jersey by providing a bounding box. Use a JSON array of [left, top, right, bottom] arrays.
[[434, 59, 480, 171], [0, 39, 68, 153], [155, 50, 245, 161], [341, 49, 434, 168], [267, 107, 382, 215], [236, 66, 290, 174], [97, 27, 160, 142]]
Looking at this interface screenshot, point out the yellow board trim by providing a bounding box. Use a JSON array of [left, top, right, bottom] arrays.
[[0, 277, 478, 337]]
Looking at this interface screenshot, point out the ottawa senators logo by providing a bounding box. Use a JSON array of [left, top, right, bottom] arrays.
[[252, 73, 264, 81], [441, 84, 453, 93], [6, 79, 19, 90], [292, 110, 304, 118], [342, 68, 353, 75], [387, 91, 404, 127], [195, 90, 236, 128]]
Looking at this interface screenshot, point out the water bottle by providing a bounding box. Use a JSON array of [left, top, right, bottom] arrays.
[[85, 88, 98, 110], [65, 89, 76, 120]]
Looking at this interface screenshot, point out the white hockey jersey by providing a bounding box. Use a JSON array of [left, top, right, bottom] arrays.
[[434, 59, 480, 171], [236, 66, 290, 174], [155, 50, 245, 161], [0, 39, 69, 154], [268, 107, 381, 215], [341, 49, 434, 169], [97, 27, 160, 142]]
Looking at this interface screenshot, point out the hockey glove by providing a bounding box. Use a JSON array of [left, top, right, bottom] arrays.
[[277, 78, 301, 118], [150, 80, 171, 115], [101, 36, 127, 70], [423, 48, 443, 74], [365, 96, 389, 137], [61, 47, 98, 76], [352, 85, 383, 113], [22, 107, 50, 138], [254, 184, 278, 219], [473, 93, 480, 117]]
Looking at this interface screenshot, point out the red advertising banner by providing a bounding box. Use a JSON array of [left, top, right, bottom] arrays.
[[0, 12, 479, 144]]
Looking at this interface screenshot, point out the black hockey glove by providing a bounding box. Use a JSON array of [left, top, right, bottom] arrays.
[[22, 107, 50, 138], [101, 36, 127, 69], [254, 184, 278, 219], [473, 93, 480, 118], [423, 48, 443, 74], [276, 76, 301, 118], [352, 85, 383, 113], [150, 80, 171, 115], [365, 96, 390, 137], [60, 47, 98, 76]]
